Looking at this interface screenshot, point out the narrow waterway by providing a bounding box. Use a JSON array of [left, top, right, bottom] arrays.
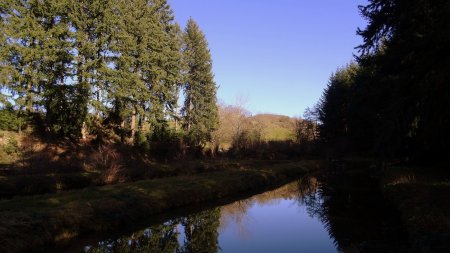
[[60, 171, 410, 253]]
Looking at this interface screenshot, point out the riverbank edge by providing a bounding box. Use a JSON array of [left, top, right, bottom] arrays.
[[0, 160, 325, 253], [330, 160, 450, 251], [380, 165, 450, 252]]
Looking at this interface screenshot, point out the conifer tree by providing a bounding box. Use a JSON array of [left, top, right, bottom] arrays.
[[144, 0, 182, 137], [37, 0, 86, 137], [0, 0, 46, 113], [0, 0, 84, 137], [181, 18, 218, 146], [0, 2, 10, 105], [170, 23, 184, 132], [0, 0, 186, 143], [317, 63, 358, 143], [108, 0, 152, 141], [69, 0, 112, 122]]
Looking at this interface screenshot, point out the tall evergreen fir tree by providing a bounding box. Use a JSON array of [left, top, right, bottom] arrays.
[[170, 23, 184, 132], [69, 0, 112, 123], [313, 0, 450, 162], [0, 0, 186, 143], [0, 2, 10, 105], [0, 0, 85, 137], [182, 18, 218, 146], [0, 0, 46, 113], [108, 0, 153, 141], [355, 0, 450, 161], [317, 63, 359, 144], [145, 0, 182, 138], [37, 0, 87, 138]]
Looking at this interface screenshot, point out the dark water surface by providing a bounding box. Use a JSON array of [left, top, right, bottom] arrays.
[[59, 171, 410, 253]]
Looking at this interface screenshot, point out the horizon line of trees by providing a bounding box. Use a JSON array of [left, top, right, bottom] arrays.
[[0, 0, 218, 147], [315, 0, 450, 164]]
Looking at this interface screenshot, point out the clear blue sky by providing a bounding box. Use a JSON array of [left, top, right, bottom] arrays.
[[169, 0, 368, 117]]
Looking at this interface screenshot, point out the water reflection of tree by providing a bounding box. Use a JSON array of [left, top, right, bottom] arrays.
[[178, 209, 221, 253], [86, 178, 385, 253], [85, 209, 221, 253], [85, 220, 179, 253], [300, 172, 410, 253], [219, 199, 253, 239]]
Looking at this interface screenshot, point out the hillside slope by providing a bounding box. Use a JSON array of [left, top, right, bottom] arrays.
[[250, 114, 296, 141]]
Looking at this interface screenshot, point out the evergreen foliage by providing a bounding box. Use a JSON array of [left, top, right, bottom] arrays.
[[317, 63, 358, 143], [317, 0, 450, 163], [0, 104, 24, 131], [0, 1, 218, 145], [181, 18, 219, 146]]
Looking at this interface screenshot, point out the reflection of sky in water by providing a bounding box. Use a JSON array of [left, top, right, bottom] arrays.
[[177, 223, 185, 247], [82, 180, 338, 253], [218, 197, 337, 253]]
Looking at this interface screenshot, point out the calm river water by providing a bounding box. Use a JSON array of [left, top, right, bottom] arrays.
[[62, 172, 410, 253]]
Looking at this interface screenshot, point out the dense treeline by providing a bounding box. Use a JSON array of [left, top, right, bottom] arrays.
[[317, 0, 450, 164], [0, 0, 218, 147]]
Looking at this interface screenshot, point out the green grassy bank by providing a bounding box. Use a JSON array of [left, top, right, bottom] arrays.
[[0, 160, 324, 253]]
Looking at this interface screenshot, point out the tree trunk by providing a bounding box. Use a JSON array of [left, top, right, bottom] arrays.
[[187, 92, 193, 131], [26, 82, 33, 113], [175, 104, 179, 132], [96, 87, 101, 120], [130, 106, 137, 142], [81, 121, 87, 140], [120, 120, 125, 143]]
